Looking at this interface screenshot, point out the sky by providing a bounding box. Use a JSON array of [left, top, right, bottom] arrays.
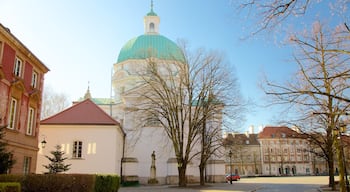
[[0, 0, 341, 133]]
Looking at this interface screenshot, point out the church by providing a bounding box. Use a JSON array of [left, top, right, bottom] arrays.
[[37, 4, 225, 184]]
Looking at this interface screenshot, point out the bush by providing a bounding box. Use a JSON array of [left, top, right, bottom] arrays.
[[22, 174, 95, 192], [94, 175, 120, 192], [0, 174, 120, 192], [0, 182, 21, 192], [0, 175, 24, 183]]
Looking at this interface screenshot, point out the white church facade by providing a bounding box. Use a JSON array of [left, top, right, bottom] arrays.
[[37, 5, 226, 185]]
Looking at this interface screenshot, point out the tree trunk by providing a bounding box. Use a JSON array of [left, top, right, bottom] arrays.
[[328, 152, 336, 190], [178, 165, 187, 187], [335, 138, 346, 192], [199, 164, 205, 185]]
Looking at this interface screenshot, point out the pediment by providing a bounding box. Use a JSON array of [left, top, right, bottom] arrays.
[[11, 78, 25, 91], [29, 89, 40, 101]]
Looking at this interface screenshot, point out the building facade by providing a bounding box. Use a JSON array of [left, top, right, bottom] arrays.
[[258, 126, 313, 176], [224, 126, 315, 177], [0, 23, 49, 174], [224, 132, 262, 177], [39, 5, 225, 184], [36, 99, 125, 175], [107, 6, 225, 184]]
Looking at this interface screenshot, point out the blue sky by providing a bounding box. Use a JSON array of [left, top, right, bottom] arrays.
[[0, 0, 339, 132]]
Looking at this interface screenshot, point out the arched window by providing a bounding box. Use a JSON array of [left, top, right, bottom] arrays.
[[149, 23, 155, 32]]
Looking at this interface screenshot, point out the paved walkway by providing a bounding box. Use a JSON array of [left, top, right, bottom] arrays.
[[119, 176, 330, 192]]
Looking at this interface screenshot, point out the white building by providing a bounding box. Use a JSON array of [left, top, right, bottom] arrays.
[[36, 99, 125, 174], [37, 5, 225, 184]]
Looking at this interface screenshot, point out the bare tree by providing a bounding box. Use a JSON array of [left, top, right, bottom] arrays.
[[41, 85, 70, 119], [262, 22, 350, 190], [236, 0, 349, 36], [136, 43, 245, 186]]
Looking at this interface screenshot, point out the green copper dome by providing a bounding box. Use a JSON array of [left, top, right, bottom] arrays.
[[117, 34, 185, 63], [147, 10, 157, 16]]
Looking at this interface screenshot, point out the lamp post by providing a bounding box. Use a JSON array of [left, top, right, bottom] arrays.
[[229, 150, 232, 184], [339, 124, 350, 192]]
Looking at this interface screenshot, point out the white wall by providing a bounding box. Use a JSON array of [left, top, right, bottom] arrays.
[[36, 124, 124, 175]]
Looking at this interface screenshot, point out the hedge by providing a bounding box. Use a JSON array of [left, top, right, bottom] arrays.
[[0, 182, 21, 192], [0, 174, 120, 192], [94, 175, 120, 192]]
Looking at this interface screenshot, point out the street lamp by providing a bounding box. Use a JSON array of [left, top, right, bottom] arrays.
[[41, 138, 47, 149], [338, 124, 350, 192], [229, 150, 232, 184]]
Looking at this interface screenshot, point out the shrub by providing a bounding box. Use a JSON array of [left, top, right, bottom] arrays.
[[94, 175, 120, 192], [22, 174, 95, 192], [0, 182, 21, 192], [0, 175, 24, 183], [0, 174, 120, 192]]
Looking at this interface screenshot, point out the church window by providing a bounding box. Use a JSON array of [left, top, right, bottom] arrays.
[[149, 22, 155, 32], [26, 107, 35, 135], [145, 115, 161, 127], [14, 57, 23, 77], [72, 141, 83, 158], [8, 97, 17, 129]]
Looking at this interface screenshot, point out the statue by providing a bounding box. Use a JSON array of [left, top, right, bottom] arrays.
[[148, 150, 158, 184], [151, 151, 156, 167]]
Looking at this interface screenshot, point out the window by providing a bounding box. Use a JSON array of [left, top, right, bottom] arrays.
[[23, 156, 31, 174], [26, 107, 35, 135], [8, 98, 17, 129], [14, 57, 22, 77], [149, 22, 155, 32], [31, 71, 38, 88], [72, 141, 83, 158], [146, 115, 161, 127], [87, 142, 96, 154]]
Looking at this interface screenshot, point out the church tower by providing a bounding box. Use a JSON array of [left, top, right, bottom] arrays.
[[110, 2, 225, 185], [144, 1, 160, 34]]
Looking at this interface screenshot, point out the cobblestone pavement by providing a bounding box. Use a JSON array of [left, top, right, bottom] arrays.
[[119, 176, 329, 192]]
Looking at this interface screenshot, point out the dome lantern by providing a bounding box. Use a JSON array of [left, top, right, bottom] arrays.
[[116, 1, 185, 63], [144, 0, 160, 34]]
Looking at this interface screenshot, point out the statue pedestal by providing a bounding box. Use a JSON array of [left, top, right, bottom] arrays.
[[148, 165, 158, 184]]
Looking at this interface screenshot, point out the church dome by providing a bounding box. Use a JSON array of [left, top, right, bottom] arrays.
[[117, 34, 184, 63]]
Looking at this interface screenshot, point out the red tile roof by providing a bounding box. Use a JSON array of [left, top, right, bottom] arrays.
[[258, 126, 301, 139], [41, 99, 120, 125]]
